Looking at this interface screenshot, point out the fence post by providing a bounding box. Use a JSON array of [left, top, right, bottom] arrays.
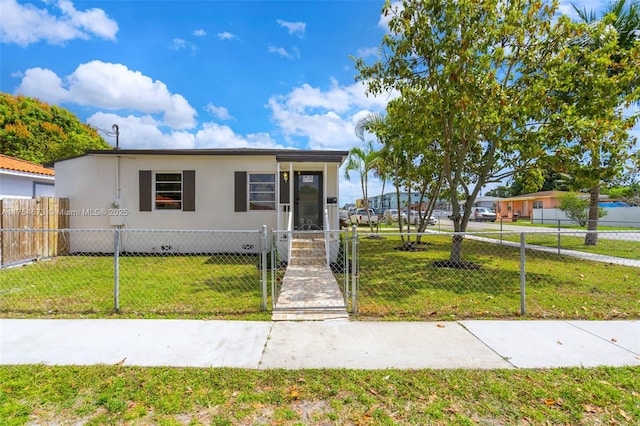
[[260, 225, 268, 311], [270, 229, 276, 310], [351, 224, 358, 314], [114, 228, 120, 313], [519, 232, 526, 316]]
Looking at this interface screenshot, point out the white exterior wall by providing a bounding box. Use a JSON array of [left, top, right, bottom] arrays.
[[0, 171, 55, 199], [532, 207, 640, 228], [55, 154, 343, 253]]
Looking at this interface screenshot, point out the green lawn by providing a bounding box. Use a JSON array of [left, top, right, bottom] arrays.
[[483, 232, 640, 260], [1, 234, 639, 320], [356, 235, 640, 320], [1, 365, 638, 425], [0, 254, 269, 320]]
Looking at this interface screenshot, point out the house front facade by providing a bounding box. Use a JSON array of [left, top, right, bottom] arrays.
[[53, 149, 348, 254]]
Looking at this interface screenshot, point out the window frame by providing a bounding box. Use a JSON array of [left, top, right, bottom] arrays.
[[154, 171, 183, 211], [248, 172, 276, 211]]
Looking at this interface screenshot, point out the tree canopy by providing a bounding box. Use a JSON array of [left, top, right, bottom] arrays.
[[354, 0, 576, 262], [0, 93, 111, 164]]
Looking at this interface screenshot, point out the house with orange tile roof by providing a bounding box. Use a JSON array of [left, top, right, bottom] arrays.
[[0, 154, 55, 199], [495, 191, 568, 221]]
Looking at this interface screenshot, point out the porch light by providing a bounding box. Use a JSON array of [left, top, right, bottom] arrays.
[[283, 171, 288, 183]]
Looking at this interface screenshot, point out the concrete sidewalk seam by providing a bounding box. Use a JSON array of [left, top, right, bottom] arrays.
[[456, 321, 518, 369]]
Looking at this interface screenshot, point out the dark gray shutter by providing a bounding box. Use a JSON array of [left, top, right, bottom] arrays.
[[234, 171, 247, 212], [279, 172, 290, 204], [139, 170, 152, 211], [183, 170, 195, 211]]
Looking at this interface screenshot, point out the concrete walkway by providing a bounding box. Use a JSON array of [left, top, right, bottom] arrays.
[[272, 265, 348, 321], [1, 319, 638, 369]]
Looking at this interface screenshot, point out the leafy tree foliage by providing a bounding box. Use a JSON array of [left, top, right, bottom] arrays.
[[355, 0, 574, 263], [559, 192, 607, 226], [0, 93, 111, 164], [542, 13, 639, 245]]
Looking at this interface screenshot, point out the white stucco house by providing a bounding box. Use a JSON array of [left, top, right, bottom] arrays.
[[52, 148, 348, 255], [0, 154, 55, 199]]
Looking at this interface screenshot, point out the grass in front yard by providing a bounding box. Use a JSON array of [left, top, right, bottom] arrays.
[[1, 365, 638, 425], [0, 254, 269, 320], [486, 232, 640, 260], [357, 235, 640, 320]]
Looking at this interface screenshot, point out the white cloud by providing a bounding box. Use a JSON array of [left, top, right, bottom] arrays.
[[356, 47, 378, 59], [169, 38, 187, 50], [267, 79, 395, 150], [217, 31, 238, 41], [15, 60, 197, 129], [0, 0, 118, 47], [192, 29, 207, 37], [204, 103, 232, 120], [88, 113, 284, 150], [88, 112, 195, 149], [276, 19, 306, 37], [268, 45, 300, 59], [557, 0, 607, 19], [169, 37, 197, 54], [194, 123, 284, 149], [378, 1, 403, 31]]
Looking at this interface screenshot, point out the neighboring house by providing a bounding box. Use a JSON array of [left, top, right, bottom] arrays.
[[52, 148, 348, 255], [0, 154, 55, 199], [496, 191, 565, 221]]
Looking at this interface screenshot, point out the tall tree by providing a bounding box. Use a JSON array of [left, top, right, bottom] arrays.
[[355, 0, 573, 264], [546, 7, 639, 245], [0, 93, 110, 163]]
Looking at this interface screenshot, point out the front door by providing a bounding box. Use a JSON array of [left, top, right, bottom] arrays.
[[294, 172, 323, 230]]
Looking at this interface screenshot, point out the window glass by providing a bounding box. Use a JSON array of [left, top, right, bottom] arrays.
[[249, 173, 275, 210], [155, 172, 182, 210]]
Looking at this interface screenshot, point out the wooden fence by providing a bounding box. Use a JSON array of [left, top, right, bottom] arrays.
[[0, 197, 70, 267]]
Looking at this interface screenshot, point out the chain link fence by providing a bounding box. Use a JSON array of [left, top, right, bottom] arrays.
[[1, 228, 267, 317], [354, 229, 640, 320], [2, 227, 639, 320]]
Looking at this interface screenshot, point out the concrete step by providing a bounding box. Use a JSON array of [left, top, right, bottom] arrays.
[[272, 309, 349, 321]]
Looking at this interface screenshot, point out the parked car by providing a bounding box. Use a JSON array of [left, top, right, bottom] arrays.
[[473, 207, 497, 222], [338, 209, 349, 228], [420, 211, 437, 225], [350, 208, 379, 225], [383, 209, 405, 223], [407, 210, 437, 226]]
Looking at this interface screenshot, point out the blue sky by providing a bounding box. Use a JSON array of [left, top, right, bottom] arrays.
[[1, 0, 635, 204]]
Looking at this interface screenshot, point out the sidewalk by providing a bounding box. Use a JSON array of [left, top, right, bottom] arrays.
[[1, 319, 638, 369]]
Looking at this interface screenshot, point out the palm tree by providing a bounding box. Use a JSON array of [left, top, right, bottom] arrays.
[[571, 0, 639, 245], [344, 140, 379, 233], [354, 113, 389, 232]]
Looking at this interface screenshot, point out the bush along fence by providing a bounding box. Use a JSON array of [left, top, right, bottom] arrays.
[[0, 227, 638, 320]]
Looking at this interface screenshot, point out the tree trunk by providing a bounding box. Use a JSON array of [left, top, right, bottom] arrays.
[[450, 234, 463, 263], [584, 186, 599, 246]]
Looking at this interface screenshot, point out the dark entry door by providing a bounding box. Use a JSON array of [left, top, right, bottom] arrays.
[[294, 172, 323, 230]]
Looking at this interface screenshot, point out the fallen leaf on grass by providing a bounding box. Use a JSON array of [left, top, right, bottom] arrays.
[[619, 409, 632, 421], [114, 357, 126, 366]]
